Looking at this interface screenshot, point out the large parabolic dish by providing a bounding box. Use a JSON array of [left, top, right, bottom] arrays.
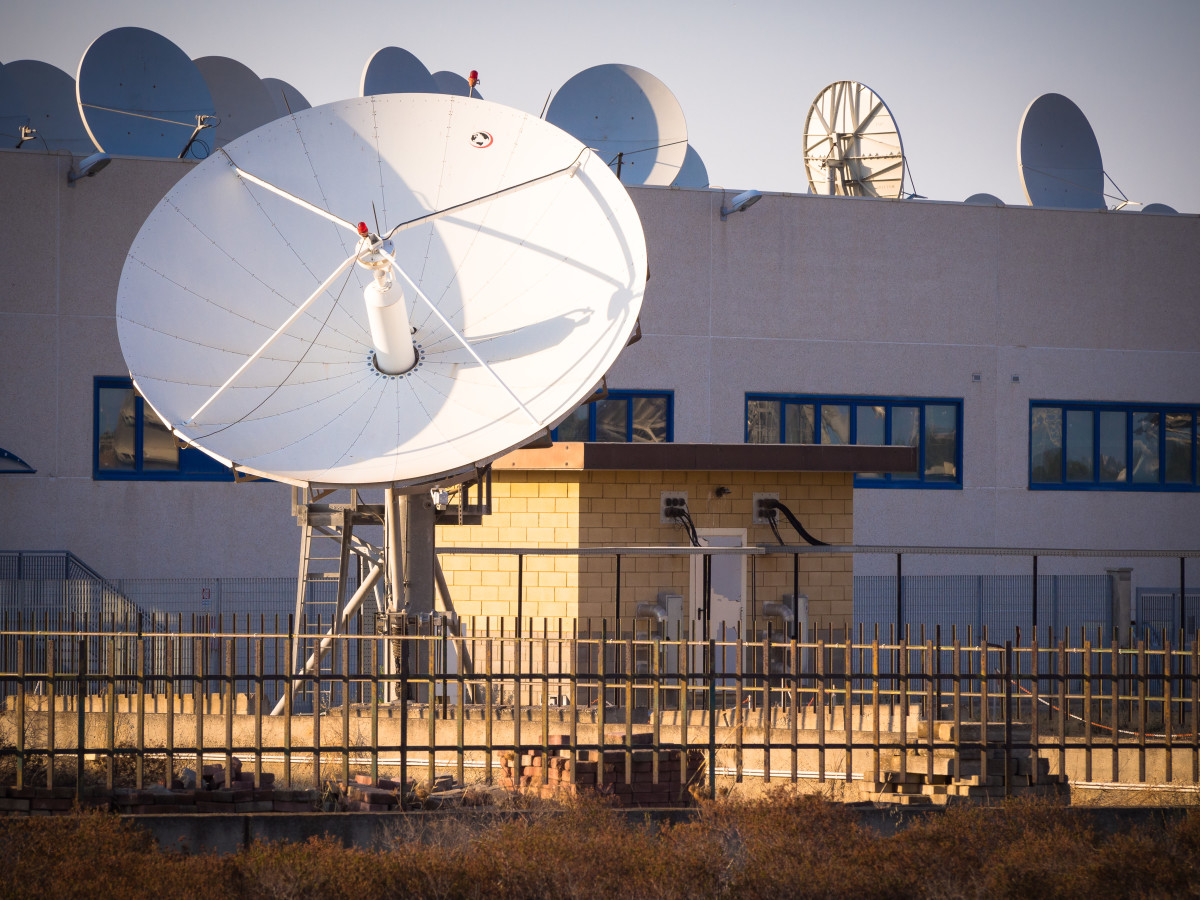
[[803, 81, 905, 199], [117, 94, 647, 489]]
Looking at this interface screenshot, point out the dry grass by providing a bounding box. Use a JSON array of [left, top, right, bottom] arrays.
[[1, 794, 1198, 899]]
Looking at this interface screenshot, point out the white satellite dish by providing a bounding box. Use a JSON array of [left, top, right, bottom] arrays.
[[6, 60, 93, 155], [0, 61, 31, 148], [1141, 203, 1178, 215], [432, 70, 483, 100], [76, 27, 215, 158], [671, 144, 709, 188], [803, 81, 906, 199], [360, 47, 437, 96], [1018, 93, 1104, 210], [964, 193, 1005, 206], [546, 63, 688, 186], [262, 77, 311, 119], [116, 94, 647, 489], [194, 56, 278, 149]]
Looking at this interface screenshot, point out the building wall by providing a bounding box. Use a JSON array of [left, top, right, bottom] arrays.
[[1, 148, 1197, 603], [436, 469, 853, 629]]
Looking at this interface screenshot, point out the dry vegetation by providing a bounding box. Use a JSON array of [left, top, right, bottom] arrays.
[[1, 794, 1199, 899]]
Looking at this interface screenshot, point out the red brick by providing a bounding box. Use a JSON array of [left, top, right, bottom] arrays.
[[355, 774, 375, 786]]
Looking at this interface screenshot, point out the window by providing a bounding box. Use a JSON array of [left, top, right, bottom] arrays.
[[1030, 401, 1199, 491], [94, 378, 237, 481], [746, 394, 962, 488], [551, 390, 673, 443]]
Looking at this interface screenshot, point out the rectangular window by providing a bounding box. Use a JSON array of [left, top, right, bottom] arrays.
[[94, 378, 237, 482], [1030, 401, 1200, 491], [551, 390, 673, 443], [745, 394, 963, 489]]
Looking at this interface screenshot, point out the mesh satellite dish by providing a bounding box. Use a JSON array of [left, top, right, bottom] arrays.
[[0, 62, 31, 148], [262, 77, 311, 119], [1017, 93, 1105, 210], [194, 56, 278, 149], [432, 70, 483, 100], [803, 81, 905, 199], [964, 193, 1005, 206], [546, 63, 688, 186], [6, 60, 92, 154], [116, 93, 647, 489], [360, 47, 437, 96], [1141, 203, 1178, 215], [77, 27, 215, 158], [671, 144, 709, 188]]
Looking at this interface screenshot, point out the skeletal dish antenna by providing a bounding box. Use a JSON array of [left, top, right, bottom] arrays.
[[6, 60, 92, 154], [671, 144, 709, 188], [1017, 93, 1104, 210], [194, 56, 277, 149], [360, 47, 437, 96], [76, 27, 215, 158], [432, 70, 483, 100], [803, 81, 905, 199], [262, 77, 311, 119], [546, 63, 687, 186], [116, 94, 647, 489], [0, 61, 31, 148]]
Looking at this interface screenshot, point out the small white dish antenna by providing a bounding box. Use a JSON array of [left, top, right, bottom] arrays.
[[360, 47, 437, 96], [76, 27, 215, 159], [432, 70, 483, 100], [804, 81, 906, 199], [6, 60, 92, 154], [262, 77, 311, 119], [1140, 203, 1178, 215], [0, 61, 32, 148], [964, 193, 1005, 206], [116, 94, 647, 488], [546, 63, 688, 186], [194, 56, 278, 150], [671, 144, 709, 188], [1017, 93, 1104, 210]]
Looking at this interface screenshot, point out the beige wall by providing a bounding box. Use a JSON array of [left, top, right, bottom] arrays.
[[436, 469, 852, 629]]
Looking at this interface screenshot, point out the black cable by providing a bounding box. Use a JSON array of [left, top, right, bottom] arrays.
[[767, 511, 785, 546], [762, 499, 828, 547], [679, 508, 701, 547]]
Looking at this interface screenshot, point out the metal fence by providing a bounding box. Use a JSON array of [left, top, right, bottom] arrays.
[[2, 622, 1199, 801]]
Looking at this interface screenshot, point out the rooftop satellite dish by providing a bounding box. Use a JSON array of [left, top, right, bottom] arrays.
[[262, 77, 311, 119], [803, 81, 905, 199], [671, 144, 709, 188], [77, 27, 215, 158], [546, 63, 687, 186], [360, 47, 437, 96], [432, 70, 483, 100], [116, 94, 647, 489], [1018, 93, 1104, 210], [6, 60, 92, 154], [1141, 203, 1178, 215], [0, 62, 31, 148], [194, 56, 277, 149], [964, 192, 1005, 206]]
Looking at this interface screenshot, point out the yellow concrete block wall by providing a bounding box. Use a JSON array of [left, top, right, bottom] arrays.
[[436, 469, 854, 632]]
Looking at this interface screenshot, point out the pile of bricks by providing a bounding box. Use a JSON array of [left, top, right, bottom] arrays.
[[499, 733, 703, 807], [868, 722, 1068, 806], [339, 774, 415, 811]]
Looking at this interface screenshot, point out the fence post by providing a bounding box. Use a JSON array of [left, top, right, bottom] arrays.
[[16, 639, 24, 791], [1003, 640, 1012, 799], [76, 637, 86, 804], [707, 636, 716, 798]]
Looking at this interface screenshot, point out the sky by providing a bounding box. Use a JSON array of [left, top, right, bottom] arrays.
[[3, 0, 1198, 212]]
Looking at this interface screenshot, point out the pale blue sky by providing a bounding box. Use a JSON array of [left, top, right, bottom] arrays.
[[3, 0, 1198, 211]]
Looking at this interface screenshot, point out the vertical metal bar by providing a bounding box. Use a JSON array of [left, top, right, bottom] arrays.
[[1083, 639, 1093, 782], [1191, 640, 1199, 784], [845, 634, 854, 786], [1056, 639, 1066, 784], [542, 632, 550, 786], [1182, 557, 1187, 640], [762, 626, 771, 784], [979, 640, 989, 785], [76, 637, 86, 804], [1030, 631, 1040, 785], [16, 639, 25, 791], [47, 638, 55, 790], [707, 637, 716, 798], [341, 636, 350, 789], [652, 628, 661, 786], [1003, 641, 1013, 799], [1111, 639, 1120, 783], [680, 622, 690, 798], [817, 637, 826, 783], [312, 627, 322, 790], [569, 622, 577, 790], [1165, 638, 1174, 784], [924, 639, 934, 780], [1138, 639, 1147, 783], [223, 639, 233, 788], [952, 636, 961, 781], [134, 634, 145, 790], [624, 634, 633, 785], [597, 627, 606, 791], [872, 636, 881, 784], [457, 634, 465, 788], [734, 630, 744, 783], [370, 636, 379, 786], [484, 637, 493, 785], [283, 628, 292, 790], [511, 624, 521, 788], [106, 637, 115, 791], [195, 638, 204, 791], [254, 638, 263, 789], [427, 624, 436, 790]]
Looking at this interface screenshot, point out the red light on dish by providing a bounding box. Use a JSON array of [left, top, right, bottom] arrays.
[[468, 70, 479, 88], [357, 222, 369, 236]]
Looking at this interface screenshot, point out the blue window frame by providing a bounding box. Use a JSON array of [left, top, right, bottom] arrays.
[[94, 377, 236, 481], [551, 390, 673, 443], [1030, 401, 1199, 491], [745, 393, 963, 489]]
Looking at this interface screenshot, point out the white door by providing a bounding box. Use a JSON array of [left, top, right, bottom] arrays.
[[689, 529, 747, 680]]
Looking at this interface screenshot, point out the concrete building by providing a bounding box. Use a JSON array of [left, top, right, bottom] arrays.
[[2, 147, 1198, 633]]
